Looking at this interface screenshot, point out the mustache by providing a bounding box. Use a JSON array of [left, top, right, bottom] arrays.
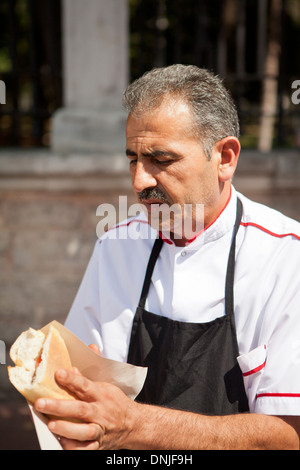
[[138, 187, 170, 204]]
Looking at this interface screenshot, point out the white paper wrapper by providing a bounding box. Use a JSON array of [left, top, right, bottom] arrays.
[[27, 320, 147, 450], [29, 404, 63, 450]]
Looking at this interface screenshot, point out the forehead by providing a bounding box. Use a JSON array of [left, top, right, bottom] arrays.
[[126, 98, 195, 143]]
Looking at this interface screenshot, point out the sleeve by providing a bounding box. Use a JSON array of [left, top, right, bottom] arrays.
[[64, 240, 104, 351], [238, 238, 300, 416]]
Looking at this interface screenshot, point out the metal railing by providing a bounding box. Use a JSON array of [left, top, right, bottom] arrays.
[[0, 0, 62, 147], [0, 0, 299, 150], [129, 0, 300, 151]]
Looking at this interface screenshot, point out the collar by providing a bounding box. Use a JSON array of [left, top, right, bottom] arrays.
[[158, 185, 238, 250]]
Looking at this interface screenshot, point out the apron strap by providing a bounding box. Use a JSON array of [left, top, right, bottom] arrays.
[[138, 236, 164, 310], [225, 197, 243, 316]]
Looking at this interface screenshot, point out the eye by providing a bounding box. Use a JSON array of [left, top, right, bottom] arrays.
[[153, 158, 173, 166]]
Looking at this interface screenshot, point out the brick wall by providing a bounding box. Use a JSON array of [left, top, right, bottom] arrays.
[[0, 190, 119, 343], [0, 151, 135, 385]]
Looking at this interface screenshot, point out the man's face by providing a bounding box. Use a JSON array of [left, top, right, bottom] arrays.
[[125, 98, 224, 244]]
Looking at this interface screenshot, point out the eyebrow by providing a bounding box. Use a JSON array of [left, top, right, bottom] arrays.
[[126, 148, 179, 159]]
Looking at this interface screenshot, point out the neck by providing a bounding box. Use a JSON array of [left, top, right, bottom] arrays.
[[167, 183, 232, 247], [203, 183, 232, 230]]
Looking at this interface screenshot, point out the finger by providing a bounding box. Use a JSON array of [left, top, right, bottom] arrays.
[[88, 344, 101, 355], [60, 437, 100, 451], [35, 397, 94, 422], [48, 420, 103, 445], [54, 369, 96, 401]]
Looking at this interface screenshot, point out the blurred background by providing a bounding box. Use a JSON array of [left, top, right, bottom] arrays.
[[0, 0, 299, 449], [1, 0, 300, 149]]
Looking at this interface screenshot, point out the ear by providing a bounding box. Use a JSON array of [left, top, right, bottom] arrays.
[[215, 137, 240, 182]]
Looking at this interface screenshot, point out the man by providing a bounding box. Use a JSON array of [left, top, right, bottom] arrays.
[[35, 65, 300, 449]]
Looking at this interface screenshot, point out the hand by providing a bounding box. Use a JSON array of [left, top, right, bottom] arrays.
[[34, 368, 135, 450]]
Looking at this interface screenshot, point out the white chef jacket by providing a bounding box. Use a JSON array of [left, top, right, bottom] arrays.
[[65, 185, 300, 416]]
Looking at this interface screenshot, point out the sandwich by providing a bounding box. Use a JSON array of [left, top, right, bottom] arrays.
[[8, 325, 76, 404]]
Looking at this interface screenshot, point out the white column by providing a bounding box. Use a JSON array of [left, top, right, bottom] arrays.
[[51, 0, 129, 157]]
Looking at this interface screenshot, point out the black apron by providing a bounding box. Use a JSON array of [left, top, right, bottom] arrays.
[[127, 198, 249, 415]]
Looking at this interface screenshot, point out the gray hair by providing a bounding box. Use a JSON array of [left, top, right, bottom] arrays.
[[123, 64, 240, 159]]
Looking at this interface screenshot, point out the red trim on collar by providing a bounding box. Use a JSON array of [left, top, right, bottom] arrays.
[[158, 186, 233, 246], [158, 231, 173, 245]]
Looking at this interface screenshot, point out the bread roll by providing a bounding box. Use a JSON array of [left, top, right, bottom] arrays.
[[8, 326, 76, 403]]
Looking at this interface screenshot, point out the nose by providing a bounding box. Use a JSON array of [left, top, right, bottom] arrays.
[[131, 161, 157, 193]]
